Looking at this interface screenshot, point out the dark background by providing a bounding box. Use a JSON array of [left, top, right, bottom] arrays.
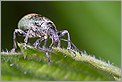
[[1, 1, 121, 67]]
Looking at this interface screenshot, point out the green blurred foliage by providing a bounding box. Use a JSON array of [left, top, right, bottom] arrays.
[[1, 1, 120, 68]]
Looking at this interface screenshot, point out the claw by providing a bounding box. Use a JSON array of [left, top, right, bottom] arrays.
[[10, 48, 16, 53], [67, 47, 70, 50], [68, 48, 76, 57], [83, 50, 86, 54], [5, 48, 8, 53], [79, 51, 83, 56], [46, 52, 50, 65], [24, 38, 27, 43]]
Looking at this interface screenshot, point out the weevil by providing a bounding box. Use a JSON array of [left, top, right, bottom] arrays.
[[11, 13, 81, 63]]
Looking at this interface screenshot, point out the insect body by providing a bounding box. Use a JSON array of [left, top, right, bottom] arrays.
[[11, 13, 81, 64]]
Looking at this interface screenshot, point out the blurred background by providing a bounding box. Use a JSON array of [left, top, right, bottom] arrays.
[[1, 1, 121, 67]]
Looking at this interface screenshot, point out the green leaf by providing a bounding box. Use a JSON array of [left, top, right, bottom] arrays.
[[1, 43, 121, 81]]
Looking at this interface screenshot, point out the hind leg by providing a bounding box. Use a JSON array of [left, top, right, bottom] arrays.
[[33, 37, 46, 49]]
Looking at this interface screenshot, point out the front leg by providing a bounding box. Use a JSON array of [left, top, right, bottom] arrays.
[[24, 29, 31, 44], [11, 29, 26, 52], [60, 38, 82, 56], [42, 39, 47, 49], [46, 52, 50, 65], [58, 30, 71, 49], [49, 40, 54, 50], [33, 37, 45, 48], [33, 37, 51, 64]]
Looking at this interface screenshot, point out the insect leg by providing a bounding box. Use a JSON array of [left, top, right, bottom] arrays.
[[11, 29, 26, 52], [33, 37, 45, 48], [60, 38, 82, 55], [24, 29, 31, 44], [33, 37, 49, 52], [57, 40, 60, 48], [33, 38, 51, 64], [49, 37, 60, 49], [58, 30, 71, 49], [42, 39, 47, 49], [46, 52, 50, 65], [49, 40, 54, 49]]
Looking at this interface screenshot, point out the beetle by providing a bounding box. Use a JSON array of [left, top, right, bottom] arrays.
[[11, 13, 81, 63]]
